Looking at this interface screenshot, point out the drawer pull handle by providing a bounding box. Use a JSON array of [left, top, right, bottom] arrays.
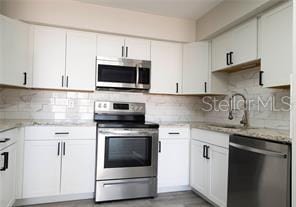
[[168, 132, 180, 135], [55, 132, 69, 135]]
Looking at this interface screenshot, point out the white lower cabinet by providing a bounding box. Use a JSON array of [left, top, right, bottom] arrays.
[[22, 127, 96, 199], [60, 140, 96, 195], [190, 129, 229, 207], [0, 144, 17, 207], [23, 141, 61, 198], [158, 126, 190, 193]]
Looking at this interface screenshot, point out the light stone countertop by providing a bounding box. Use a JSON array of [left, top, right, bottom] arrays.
[[0, 120, 291, 143], [160, 122, 291, 144], [0, 119, 96, 133]]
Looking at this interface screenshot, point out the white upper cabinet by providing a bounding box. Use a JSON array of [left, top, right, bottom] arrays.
[[182, 42, 209, 94], [212, 18, 258, 71], [124, 38, 150, 60], [1, 15, 31, 87], [97, 34, 150, 60], [150, 41, 183, 94], [66, 31, 96, 91], [32, 26, 66, 90], [259, 2, 292, 87], [97, 34, 125, 58]]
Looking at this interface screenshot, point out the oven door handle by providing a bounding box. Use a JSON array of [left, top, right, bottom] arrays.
[[98, 130, 156, 136], [103, 180, 150, 188]]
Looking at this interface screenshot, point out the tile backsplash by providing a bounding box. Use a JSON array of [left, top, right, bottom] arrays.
[[202, 68, 290, 130], [0, 68, 291, 130], [0, 88, 204, 123]]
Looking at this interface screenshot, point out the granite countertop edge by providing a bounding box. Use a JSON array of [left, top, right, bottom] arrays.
[[160, 121, 291, 144], [0, 120, 291, 144]]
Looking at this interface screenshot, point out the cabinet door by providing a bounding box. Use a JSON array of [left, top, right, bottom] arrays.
[[23, 141, 61, 198], [212, 32, 231, 71], [66, 31, 96, 91], [190, 140, 208, 195], [0, 16, 3, 84], [231, 18, 257, 66], [150, 41, 182, 94], [32, 26, 66, 89], [260, 3, 292, 87], [61, 140, 96, 195], [2, 16, 30, 87], [158, 139, 189, 192], [182, 42, 209, 94], [0, 144, 17, 207], [97, 34, 125, 58], [208, 145, 229, 207], [125, 38, 150, 60]]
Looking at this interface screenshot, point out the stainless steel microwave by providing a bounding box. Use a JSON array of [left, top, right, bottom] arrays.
[[96, 57, 151, 91]]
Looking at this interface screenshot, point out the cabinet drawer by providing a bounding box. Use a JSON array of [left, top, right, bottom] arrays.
[[0, 128, 19, 150], [25, 126, 96, 140], [191, 128, 229, 148], [159, 127, 190, 139]]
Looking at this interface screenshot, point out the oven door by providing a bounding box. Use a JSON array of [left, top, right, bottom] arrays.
[[96, 128, 158, 180]]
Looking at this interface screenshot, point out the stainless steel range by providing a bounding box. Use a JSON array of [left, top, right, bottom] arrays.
[[94, 101, 159, 203]]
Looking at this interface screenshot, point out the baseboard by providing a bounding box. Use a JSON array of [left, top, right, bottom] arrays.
[[157, 185, 191, 193], [14, 193, 94, 206]]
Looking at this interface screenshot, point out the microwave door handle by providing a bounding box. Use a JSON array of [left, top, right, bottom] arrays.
[[136, 64, 140, 86]]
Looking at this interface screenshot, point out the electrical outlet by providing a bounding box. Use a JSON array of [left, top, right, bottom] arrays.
[[68, 99, 74, 108]]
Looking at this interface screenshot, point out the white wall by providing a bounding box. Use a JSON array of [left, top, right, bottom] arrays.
[[196, 0, 284, 40], [0, 0, 196, 42]]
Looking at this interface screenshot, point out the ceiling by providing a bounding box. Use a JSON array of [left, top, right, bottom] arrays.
[[76, 0, 223, 20]]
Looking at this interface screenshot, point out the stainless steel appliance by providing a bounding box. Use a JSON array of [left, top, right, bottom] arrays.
[[94, 101, 159, 202], [96, 57, 151, 91], [228, 135, 291, 207]]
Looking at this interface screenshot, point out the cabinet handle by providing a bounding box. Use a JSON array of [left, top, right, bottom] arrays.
[[168, 132, 180, 135], [226, 53, 229, 65], [204, 82, 207, 93], [66, 76, 69, 88], [158, 141, 161, 153], [205, 146, 210, 160], [63, 142, 66, 156], [126, 46, 129, 57], [0, 152, 9, 171], [259, 71, 264, 86], [57, 142, 60, 156], [23, 72, 27, 85], [0, 138, 10, 143], [122, 46, 125, 57], [203, 145, 206, 158], [62, 76, 64, 87], [229, 52, 234, 65], [176, 83, 179, 93], [55, 132, 69, 135]]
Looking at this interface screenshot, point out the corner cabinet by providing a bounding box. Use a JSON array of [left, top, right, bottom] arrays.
[[259, 2, 292, 88], [22, 126, 96, 200], [182, 42, 209, 94], [150, 41, 183, 94], [190, 129, 229, 207], [32, 26, 96, 91], [0, 15, 31, 87], [212, 18, 258, 72]]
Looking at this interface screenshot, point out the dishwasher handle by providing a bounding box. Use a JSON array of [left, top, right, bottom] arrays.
[[230, 142, 287, 158]]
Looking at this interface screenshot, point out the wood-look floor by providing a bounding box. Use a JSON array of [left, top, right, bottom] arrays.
[[26, 191, 213, 207]]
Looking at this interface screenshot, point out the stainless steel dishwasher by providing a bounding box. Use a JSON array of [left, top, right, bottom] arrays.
[[228, 134, 291, 207]]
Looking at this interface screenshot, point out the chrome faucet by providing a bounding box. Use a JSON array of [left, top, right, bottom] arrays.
[[228, 93, 248, 128]]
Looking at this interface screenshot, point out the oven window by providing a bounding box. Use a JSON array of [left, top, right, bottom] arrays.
[[98, 64, 136, 83], [105, 136, 152, 168], [139, 68, 150, 84]]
